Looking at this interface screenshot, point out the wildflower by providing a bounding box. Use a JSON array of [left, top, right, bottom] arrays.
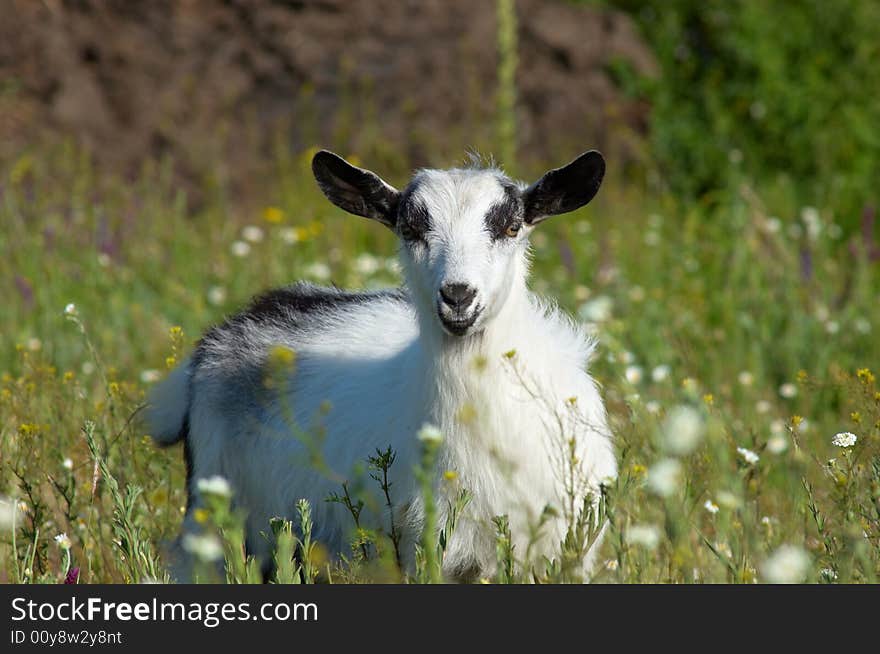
[[64, 567, 80, 584], [26, 337, 42, 352], [354, 253, 381, 276], [766, 433, 788, 454], [819, 568, 838, 582], [305, 262, 331, 281], [262, 206, 285, 224], [856, 368, 875, 385], [854, 318, 871, 334], [230, 241, 251, 257], [64, 303, 77, 317], [831, 432, 857, 448], [770, 419, 785, 435], [207, 286, 227, 306], [825, 321, 839, 335], [241, 225, 265, 243], [417, 423, 443, 445], [577, 295, 612, 323], [62, 457, 73, 471], [604, 559, 619, 571], [755, 400, 772, 414], [764, 217, 781, 234], [737, 446, 760, 465], [624, 365, 643, 385], [645, 401, 661, 415], [703, 499, 719, 514], [0, 496, 22, 531], [197, 475, 232, 499], [651, 365, 670, 383], [182, 533, 224, 561], [443, 470, 458, 481], [659, 406, 704, 455], [646, 459, 682, 498], [140, 369, 161, 384], [801, 207, 822, 240], [779, 383, 797, 399], [626, 524, 661, 550], [54, 533, 72, 550], [760, 545, 810, 584], [279, 227, 300, 245], [737, 371, 753, 386]]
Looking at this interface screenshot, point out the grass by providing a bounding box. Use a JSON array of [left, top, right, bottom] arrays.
[[0, 138, 878, 584]]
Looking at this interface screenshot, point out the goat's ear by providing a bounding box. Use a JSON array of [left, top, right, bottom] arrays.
[[312, 150, 400, 228], [522, 150, 605, 225]]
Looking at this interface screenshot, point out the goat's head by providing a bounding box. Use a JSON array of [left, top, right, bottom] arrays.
[[312, 150, 605, 337]]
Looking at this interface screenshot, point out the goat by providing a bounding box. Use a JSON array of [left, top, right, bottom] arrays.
[[146, 149, 617, 581]]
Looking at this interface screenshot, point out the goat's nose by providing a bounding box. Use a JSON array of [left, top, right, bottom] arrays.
[[439, 283, 477, 311]]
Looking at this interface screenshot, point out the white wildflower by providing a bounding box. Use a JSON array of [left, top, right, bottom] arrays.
[[140, 369, 161, 384], [760, 545, 810, 584], [646, 458, 682, 498], [279, 227, 300, 245], [64, 303, 77, 317], [54, 533, 72, 550], [737, 446, 760, 465], [354, 253, 381, 276], [779, 383, 797, 399], [755, 400, 772, 414], [26, 337, 42, 352], [660, 406, 705, 455], [770, 419, 786, 435], [801, 207, 822, 240], [230, 240, 251, 257], [197, 475, 232, 499], [625, 365, 643, 385], [703, 499, 719, 514], [207, 286, 227, 306], [831, 432, 857, 448], [819, 568, 838, 582], [766, 433, 788, 454], [578, 295, 613, 323], [645, 401, 661, 415], [305, 262, 331, 281], [854, 318, 871, 334], [626, 524, 661, 550], [241, 225, 265, 243], [417, 423, 443, 445], [651, 365, 670, 383], [604, 559, 619, 571], [825, 321, 839, 335], [182, 533, 224, 561], [737, 371, 753, 387], [62, 458, 74, 471]]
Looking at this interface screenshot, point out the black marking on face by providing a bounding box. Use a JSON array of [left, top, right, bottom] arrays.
[[484, 184, 524, 241], [396, 183, 431, 244]]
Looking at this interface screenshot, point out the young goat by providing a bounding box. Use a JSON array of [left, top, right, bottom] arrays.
[[147, 149, 617, 581]]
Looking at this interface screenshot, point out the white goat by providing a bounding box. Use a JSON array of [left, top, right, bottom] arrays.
[[146, 149, 617, 581]]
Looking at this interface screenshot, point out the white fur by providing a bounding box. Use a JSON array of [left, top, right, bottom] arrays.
[[148, 161, 617, 581]]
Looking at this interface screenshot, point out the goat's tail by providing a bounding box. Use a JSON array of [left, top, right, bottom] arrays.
[[144, 358, 192, 446]]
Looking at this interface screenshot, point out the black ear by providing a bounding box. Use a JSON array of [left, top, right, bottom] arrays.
[[312, 150, 400, 228], [522, 150, 605, 225]]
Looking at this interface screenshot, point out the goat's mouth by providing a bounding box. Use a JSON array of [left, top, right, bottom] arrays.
[[438, 307, 481, 336]]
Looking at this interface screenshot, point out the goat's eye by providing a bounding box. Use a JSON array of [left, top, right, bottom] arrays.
[[505, 224, 521, 238]]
